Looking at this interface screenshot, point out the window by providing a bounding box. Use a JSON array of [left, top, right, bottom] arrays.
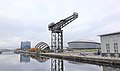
[[106, 44, 110, 49], [107, 50, 110, 53], [114, 50, 118, 53], [106, 43, 110, 53], [114, 43, 118, 53]]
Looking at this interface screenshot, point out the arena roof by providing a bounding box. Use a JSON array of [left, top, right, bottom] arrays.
[[68, 40, 100, 44]]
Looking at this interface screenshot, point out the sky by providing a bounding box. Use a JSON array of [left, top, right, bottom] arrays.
[[0, 0, 120, 48]]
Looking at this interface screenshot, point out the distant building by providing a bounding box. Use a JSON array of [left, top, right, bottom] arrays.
[[67, 40, 101, 49], [21, 41, 31, 50], [99, 32, 120, 57]]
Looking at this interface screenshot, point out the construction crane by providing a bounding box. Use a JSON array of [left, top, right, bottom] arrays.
[[48, 12, 78, 52]]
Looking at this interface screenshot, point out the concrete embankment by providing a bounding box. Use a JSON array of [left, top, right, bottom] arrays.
[[40, 53, 120, 68]]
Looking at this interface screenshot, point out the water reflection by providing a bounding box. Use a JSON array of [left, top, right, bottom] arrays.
[[20, 54, 120, 71], [51, 59, 64, 71], [103, 66, 120, 71], [29, 54, 49, 63], [67, 61, 120, 71], [25, 54, 64, 71], [1, 53, 119, 71], [68, 61, 83, 65], [20, 54, 30, 63]]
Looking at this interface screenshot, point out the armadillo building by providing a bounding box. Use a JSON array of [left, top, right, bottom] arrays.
[[67, 40, 100, 49]]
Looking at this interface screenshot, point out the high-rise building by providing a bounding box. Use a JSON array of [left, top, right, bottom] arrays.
[[21, 41, 31, 50]]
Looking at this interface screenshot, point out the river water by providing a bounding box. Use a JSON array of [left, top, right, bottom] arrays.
[[0, 52, 120, 71]]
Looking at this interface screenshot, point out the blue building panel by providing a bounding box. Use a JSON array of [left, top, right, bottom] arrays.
[[21, 41, 31, 50]]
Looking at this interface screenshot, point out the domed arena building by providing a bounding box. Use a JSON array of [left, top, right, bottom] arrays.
[[67, 40, 101, 50]]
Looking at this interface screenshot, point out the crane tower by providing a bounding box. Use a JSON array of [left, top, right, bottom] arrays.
[[48, 12, 78, 52]]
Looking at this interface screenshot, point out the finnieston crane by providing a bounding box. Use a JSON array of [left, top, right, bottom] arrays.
[[48, 12, 78, 52]]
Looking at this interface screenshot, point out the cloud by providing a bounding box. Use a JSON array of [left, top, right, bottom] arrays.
[[0, 0, 120, 48]]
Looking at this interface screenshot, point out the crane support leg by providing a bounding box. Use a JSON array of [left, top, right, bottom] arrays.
[[51, 30, 63, 52]]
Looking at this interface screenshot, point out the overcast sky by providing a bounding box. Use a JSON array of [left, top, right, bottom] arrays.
[[0, 0, 120, 48]]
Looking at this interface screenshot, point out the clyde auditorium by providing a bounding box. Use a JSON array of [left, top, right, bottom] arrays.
[[67, 41, 101, 49]]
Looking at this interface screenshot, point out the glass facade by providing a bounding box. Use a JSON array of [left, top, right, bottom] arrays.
[[21, 41, 31, 50]]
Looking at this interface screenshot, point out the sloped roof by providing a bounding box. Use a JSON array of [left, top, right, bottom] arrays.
[[99, 32, 120, 36]]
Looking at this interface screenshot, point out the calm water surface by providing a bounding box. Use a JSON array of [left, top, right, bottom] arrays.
[[0, 52, 119, 71]]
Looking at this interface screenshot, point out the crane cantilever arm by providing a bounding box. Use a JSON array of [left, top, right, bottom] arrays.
[[60, 12, 78, 28], [48, 12, 78, 31]]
